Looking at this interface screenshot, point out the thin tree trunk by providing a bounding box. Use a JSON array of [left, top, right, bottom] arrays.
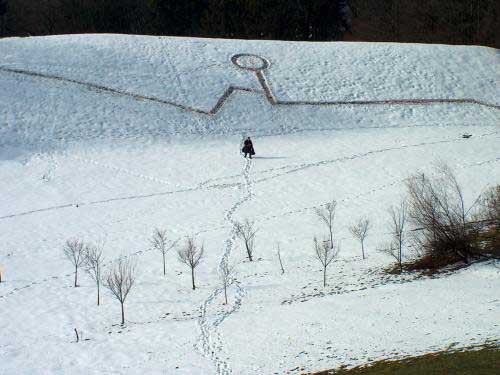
[[163, 253, 166, 276], [361, 241, 365, 260], [74, 266, 78, 287], [121, 302, 125, 325], [323, 267, 327, 287], [191, 268, 195, 290], [399, 245, 403, 272], [246, 243, 253, 261], [97, 281, 100, 306], [223, 284, 228, 304]]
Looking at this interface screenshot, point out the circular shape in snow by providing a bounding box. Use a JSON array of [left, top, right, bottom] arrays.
[[231, 54, 270, 71]]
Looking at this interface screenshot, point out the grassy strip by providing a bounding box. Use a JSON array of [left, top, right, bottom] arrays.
[[312, 346, 500, 375]]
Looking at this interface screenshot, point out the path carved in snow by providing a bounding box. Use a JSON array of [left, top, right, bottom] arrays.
[[1, 53, 499, 116], [197, 159, 253, 375]]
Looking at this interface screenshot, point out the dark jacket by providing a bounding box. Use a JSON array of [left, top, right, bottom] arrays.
[[242, 139, 255, 155]]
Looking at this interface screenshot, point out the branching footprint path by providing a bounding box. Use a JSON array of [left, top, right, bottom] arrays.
[[197, 159, 253, 374]]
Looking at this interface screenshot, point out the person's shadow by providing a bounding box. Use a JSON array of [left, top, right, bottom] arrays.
[[252, 156, 287, 160]]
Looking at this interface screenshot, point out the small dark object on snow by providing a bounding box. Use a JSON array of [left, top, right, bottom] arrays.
[[242, 137, 255, 159], [74, 328, 80, 342], [462, 134, 472, 139]]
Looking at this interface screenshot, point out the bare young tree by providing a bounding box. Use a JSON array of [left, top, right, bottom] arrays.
[[315, 200, 337, 247], [63, 238, 87, 287], [105, 257, 136, 325], [84, 242, 105, 306], [151, 228, 177, 276], [177, 236, 204, 290], [235, 219, 257, 262], [313, 237, 340, 287], [219, 261, 236, 305], [348, 217, 371, 259], [383, 200, 408, 272]]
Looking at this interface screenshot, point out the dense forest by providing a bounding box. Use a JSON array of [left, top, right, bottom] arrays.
[[349, 0, 499, 47], [0, 0, 498, 48]]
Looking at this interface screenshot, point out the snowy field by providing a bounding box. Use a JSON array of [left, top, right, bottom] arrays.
[[0, 35, 499, 374]]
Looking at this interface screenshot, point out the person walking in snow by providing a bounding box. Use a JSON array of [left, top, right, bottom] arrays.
[[242, 137, 255, 159]]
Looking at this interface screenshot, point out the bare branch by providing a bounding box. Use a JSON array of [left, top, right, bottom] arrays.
[[379, 242, 402, 266], [84, 241, 105, 306], [348, 217, 371, 259], [384, 200, 408, 272], [314, 200, 337, 247], [406, 164, 489, 265], [219, 261, 236, 305], [313, 236, 340, 287], [151, 228, 177, 276], [63, 238, 87, 287], [235, 219, 257, 261], [151, 228, 168, 254], [105, 257, 136, 325], [177, 236, 204, 290]]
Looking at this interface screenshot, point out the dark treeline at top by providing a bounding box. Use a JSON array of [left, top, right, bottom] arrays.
[[0, 0, 351, 41], [0, 0, 498, 48], [349, 0, 499, 48]]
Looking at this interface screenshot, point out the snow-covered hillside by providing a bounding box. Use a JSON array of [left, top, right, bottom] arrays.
[[0, 35, 499, 374]]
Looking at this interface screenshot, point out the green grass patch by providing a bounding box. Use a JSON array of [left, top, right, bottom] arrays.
[[313, 346, 500, 375]]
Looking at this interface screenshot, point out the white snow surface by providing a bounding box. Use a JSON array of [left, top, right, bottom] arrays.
[[0, 34, 499, 374]]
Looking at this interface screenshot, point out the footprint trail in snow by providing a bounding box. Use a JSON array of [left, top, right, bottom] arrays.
[[197, 158, 253, 375]]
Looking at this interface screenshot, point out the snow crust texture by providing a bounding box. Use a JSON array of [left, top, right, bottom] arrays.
[[0, 35, 499, 374]]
